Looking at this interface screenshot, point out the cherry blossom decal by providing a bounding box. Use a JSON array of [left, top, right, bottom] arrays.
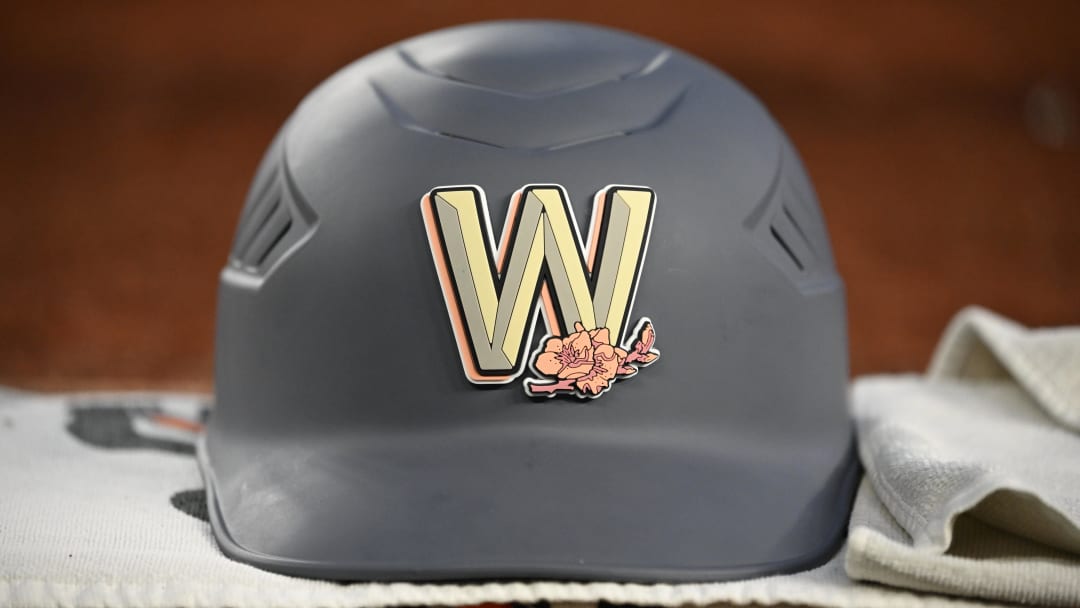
[[524, 318, 660, 399]]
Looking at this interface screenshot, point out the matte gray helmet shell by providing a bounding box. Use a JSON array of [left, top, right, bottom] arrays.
[[200, 20, 858, 583]]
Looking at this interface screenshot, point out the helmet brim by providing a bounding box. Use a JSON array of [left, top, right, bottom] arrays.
[[197, 424, 858, 582]]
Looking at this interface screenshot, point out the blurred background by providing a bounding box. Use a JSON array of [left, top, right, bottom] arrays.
[[1, 1, 1077, 391]]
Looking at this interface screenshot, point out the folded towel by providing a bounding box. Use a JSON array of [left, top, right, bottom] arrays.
[[847, 307, 1080, 605]]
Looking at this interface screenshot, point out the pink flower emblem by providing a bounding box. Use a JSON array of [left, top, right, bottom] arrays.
[[525, 319, 659, 398]]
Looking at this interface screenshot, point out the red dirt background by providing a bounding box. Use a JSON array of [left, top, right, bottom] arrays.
[[1, 1, 1077, 390]]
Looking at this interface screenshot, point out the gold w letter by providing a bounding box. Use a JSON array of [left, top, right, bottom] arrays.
[[422, 184, 656, 384]]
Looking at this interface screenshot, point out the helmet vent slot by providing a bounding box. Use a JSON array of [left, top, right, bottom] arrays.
[[227, 154, 318, 282], [743, 148, 839, 292], [233, 184, 295, 270], [772, 200, 822, 274], [781, 205, 817, 259], [770, 224, 804, 272], [246, 203, 293, 268], [235, 192, 282, 260]]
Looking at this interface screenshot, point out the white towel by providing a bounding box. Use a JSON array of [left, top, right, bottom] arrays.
[[847, 307, 1080, 605]]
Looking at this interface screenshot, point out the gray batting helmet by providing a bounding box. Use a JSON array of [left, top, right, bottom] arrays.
[[199, 20, 858, 582]]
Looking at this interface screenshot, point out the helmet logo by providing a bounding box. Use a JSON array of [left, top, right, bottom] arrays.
[[422, 184, 660, 398]]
